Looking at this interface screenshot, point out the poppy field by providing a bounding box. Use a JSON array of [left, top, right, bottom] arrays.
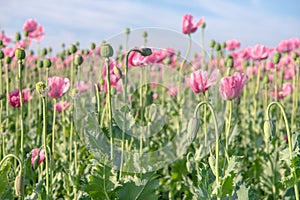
[[0, 14, 300, 199]]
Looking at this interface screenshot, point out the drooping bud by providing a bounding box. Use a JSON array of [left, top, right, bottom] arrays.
[[140, 48, 152, 56], [113, 65, 122, 79], [14, 175, 24, 197], [272, 52, 281, 64], [15, 48, 26, 60], [74, 54, 83, 66], [101, 43, 114, 58], [187, 117, 200, 143], [36, 81, 48, 97], [43, 58, 52, 68], [0, 49, 4, 59], [69, 44, 77, 54]]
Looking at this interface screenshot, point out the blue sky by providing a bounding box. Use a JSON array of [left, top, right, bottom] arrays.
[[1, 0, 299, 55]]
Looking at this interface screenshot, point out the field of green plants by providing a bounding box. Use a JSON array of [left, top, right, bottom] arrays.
[[0, 15, 300, 199]]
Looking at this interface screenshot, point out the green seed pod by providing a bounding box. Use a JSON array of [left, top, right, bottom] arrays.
[[209, 40, 216, 48], [0, 49, 4, 59], [61, 43, 65, 49], [36, 81, 48, 97], [90, 42, 96, 50], [226, 55, 234, 68], [74, 54, 83, 66], [125, 28, 130, 35], [215, 43, 221, 51], [221, 42, 226, 49], [292, 52, 298, 61], [23, 30, 29, 37], [69, 44, 77, 54], [43, 58, 52, 68], [142, 31, 148, 38], [5, 56, 12, 64], [101, 43, 114, 58], [37, 60, 43, 68], [140, 48, 152, 56], [14, 175, 24, 197], [15, 32, 21, 41], [48, 47, 52, 53], [0, 40, 3, 47], [113, 65, 122, 79], [187, 117, 200, 143], [201, 22, 206, 29], [273, 52, 281, 64], [76, 41, 80, 47], [42, 48, 48, 56], [15, 48, 26, 60]]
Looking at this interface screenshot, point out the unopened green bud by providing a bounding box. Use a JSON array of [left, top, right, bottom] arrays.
[[201, 22, 206, 29], [140, 48, 152, 56], [215, 43, 221, 51], [273, 52, 281, 64], [187, 117, 200, 143], [90, 42, 96, 50], [209, 40, 216, 48], [142, 31, 148, 38], [14, 175, 24, 197], [15, 32, 21, 41], [113, 65, 122, 79], [15, 48, 26, 60], [101, 43, 114, 58], [74, 54, 83, 66], [43, 58, 52, 68], [5, 57, 12, 64], [0, 49, 4, 59], [125, 28, 130, 35], [69, 44, 77, 54]]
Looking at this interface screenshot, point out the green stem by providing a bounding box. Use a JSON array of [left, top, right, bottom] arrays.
[[94, 84, 101, 124], [266, 102, 299, 200], [4, 62, 10, 156], [51, 98, 56, 190], [105, 58, 114, 160], [179, 34, 191, 77], [18, 60, 24, 162], [274, 64, 278, 101], [42, 97, 49, 200], [194, 101, 220, 199], [201, 27, 205, 68], [225, 100, 232, 159]]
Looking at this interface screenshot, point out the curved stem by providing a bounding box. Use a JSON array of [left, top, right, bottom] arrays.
[[194, 101, 220, 199], [266, 101, 299, 200], [0, 154, 22, 173]]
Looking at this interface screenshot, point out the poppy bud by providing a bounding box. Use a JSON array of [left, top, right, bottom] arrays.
[[14, 175, 24, 197], [273, 52, 281, 64]]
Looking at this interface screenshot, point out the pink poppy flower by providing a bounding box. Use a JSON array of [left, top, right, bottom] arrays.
[[0, 32, 12, 46], [219, 72, 247, 100], [250, 44, 269, 60], [167, 85, 178, 97], [27, 148, 45, 166], [272, 82, 293, 99], [74, 81, 92, 93], [55, 101, 70, 113], [29, 24, 45, 41], [182, 14, 204, 34], [8, 88, 32, 108], [153, 93, 158, 100], [23, 19, 38, 33], [48, 77, 70, 98], [187, 69, 219, 94], [226, 39, 241, 51]]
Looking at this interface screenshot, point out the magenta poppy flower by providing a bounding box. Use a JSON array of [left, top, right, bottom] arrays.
[[29, 24, 45, 41], [55, 101, 70, 113], [8, 88, 32, 108], [225, 39, 241, 51], [74, 81, 92, 93], [219, 72, 247, 100], [23, 19, 38, 33], [182, 14, 204, 34], [250, 44, 269, 60], [27, 148, 45, 166], [48, 77, 70, 98], [272, 82, 293, 99], [187, 69, 219, 94]]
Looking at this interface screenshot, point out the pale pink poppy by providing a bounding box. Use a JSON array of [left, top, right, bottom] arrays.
[[29, 24, 45, 41], [250, 44, 269, 60], [272, 82, 293, 99], [74, 81, 92, 93], [182, 14, 204, 34], [23, 19, 38, 33], [55, 101, 70, 113], [219, 72, 247, 100], [225, 39, 241, 51], [187, 69, 219, 94], [48, 77, 70, 98], [8, 88, 32, 108]]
